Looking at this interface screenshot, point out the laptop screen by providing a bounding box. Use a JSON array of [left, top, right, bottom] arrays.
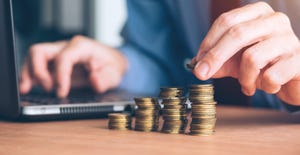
[[0, 0, 20, 119]]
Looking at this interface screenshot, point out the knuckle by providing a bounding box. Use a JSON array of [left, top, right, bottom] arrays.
[[217, 12, 235, 28], [256, 1, 273, 13], [70, 35, 93, 49], [71, 35, 87, 44], [205, 51, 221, 63], [290, 35, 300, 49], [274, 12, 290, 25], [228, 24, 246, 41], [29, 44, 42, 57], [242, 50, 260, 69], [201, 39, 211, 50], [263, 71, 280, 87]]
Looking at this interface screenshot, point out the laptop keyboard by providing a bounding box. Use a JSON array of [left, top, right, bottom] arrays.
[[20, 89, 135, 105], [21, 93, 98, 105]]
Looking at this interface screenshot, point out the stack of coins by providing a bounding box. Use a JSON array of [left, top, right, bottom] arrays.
[[108, 113, 132, 130], [159, 87, 184, 98], [189, 84, 217, 136], [160, 87, 187, 134], [134, 97, 160, 132]]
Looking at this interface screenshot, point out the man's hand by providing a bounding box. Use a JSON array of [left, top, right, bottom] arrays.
[[20, 35, 128, 98], [192, 2, 300, 105]]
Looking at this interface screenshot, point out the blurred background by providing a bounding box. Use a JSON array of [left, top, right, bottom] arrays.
[[13, 0, 127, 66]]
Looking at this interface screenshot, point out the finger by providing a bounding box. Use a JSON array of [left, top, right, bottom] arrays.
[[90, 67, 121, 93], [90, 71, 107, 93], [211, 52, 242, 79], [239, 35, 298, 95], [55, 52, 78, 98], [261, 55, 300, 94], [19, 61, 33, 94], [55, 36, 92, 98], [197, 2, 274, 59], [29, 48, 53, 92], [194, 12, 291, 80], [29, 42, 67, 92], [55, 55, 73, 98]]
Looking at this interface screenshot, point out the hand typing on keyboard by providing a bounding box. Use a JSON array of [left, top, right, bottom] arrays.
[[19, 36, 128, 98]]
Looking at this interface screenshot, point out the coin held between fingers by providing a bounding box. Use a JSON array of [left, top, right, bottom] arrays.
[[186, 63, 196, 70]]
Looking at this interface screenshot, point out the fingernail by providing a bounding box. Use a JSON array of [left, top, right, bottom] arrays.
[[195, 61, 209, 79]]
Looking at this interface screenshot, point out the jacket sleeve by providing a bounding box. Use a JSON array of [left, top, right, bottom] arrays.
[[252, 90, 300, 113], [117, 0, 174, 95]]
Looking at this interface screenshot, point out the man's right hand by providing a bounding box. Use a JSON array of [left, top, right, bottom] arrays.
[[20, 35, 128, 98]]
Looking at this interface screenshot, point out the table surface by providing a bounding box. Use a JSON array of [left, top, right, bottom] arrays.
[[0, 106, 300, 155]]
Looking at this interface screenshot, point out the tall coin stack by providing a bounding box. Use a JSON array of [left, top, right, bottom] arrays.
[[108, 113, 132, 130], [134, 97, 160, 132], [160, 87, 187, 134], [189, 84, 217, 136]]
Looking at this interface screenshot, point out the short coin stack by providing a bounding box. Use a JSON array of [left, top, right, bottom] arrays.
[[160, 87, 187, 134], [134, 97, 160, 132], [189, 84, 217, 136], [108, 113, 132, 130], [159, 87, 184, 98]]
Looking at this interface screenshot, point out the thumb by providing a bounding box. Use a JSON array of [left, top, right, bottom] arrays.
[[194, 53, 240, 80]]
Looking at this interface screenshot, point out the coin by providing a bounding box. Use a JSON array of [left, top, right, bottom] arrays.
[[186, 63, 196, 70]]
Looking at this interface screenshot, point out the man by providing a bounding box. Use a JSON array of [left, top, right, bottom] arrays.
[[19, 0, 300, 111]]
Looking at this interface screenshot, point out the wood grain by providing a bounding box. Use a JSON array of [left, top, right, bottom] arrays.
[[0, 106, 300, 155]]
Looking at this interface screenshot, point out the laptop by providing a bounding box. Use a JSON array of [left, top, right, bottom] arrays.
[[0, 0, 136, 121]]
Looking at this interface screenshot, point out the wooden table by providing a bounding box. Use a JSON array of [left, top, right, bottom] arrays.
[[0, 106, 300, 155]]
